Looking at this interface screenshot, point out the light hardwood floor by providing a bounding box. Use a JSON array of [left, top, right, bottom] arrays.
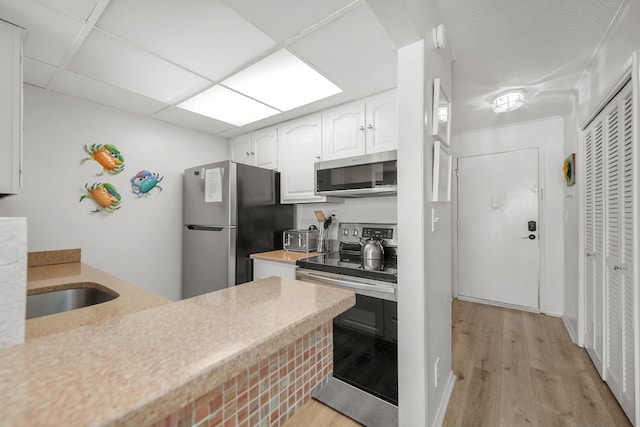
[[285, 300, 631, 427], [444, 299, 631, 427], [283, 398, 362, 426]]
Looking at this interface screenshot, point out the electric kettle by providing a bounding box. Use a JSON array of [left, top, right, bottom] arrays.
[[361, 238, 384, 270]]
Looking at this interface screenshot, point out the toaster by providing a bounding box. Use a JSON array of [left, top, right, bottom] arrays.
[[283, 229, 318, 252]]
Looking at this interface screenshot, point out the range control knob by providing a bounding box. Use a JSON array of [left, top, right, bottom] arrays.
[[352, 229, 358, 237], [342, 229, 349, 235]]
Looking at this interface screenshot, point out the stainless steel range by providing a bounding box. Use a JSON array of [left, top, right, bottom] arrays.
[[296, 222, 398, 427]]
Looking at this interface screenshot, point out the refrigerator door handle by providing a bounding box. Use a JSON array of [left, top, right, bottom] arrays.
[[186, 225, 224, 231]]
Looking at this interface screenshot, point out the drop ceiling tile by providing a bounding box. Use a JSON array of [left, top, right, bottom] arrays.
[[223, 0, 355, 43], [289, 5, 397, 92], [48, 69, 169, 116], [67, 29, 212, 104], [96, 0, 277, 81], [222, 49, 342, 111], [37, 0, 100, 21], [0, 0, 84, 65], [152, 107, 236, 135], [23, 57, 58, 88]]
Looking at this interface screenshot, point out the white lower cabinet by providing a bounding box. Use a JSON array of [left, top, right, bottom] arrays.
[[253, 259, 296, 280], [278, 115, 329, 204], [0, 21, 23, 196]]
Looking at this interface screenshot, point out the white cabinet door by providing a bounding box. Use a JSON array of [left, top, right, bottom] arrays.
[[253, 127, 278, 170], [365, 90, 397, 154], [0, 21, 22, 196], [253, 259, 296, 280], [278, 115, 326, 204], [322, 100, 366, 161], [321, 90, 397, 161], [230, 134, 253, 165]]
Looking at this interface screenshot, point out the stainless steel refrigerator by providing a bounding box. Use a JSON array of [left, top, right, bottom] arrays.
[[182, 161, 294, 299]]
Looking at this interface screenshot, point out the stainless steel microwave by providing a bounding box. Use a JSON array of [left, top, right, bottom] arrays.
[[315, 150, 397, 197]]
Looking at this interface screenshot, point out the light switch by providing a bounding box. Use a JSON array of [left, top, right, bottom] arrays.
[[432, 208, 440, 232], [491, 193, 501, 209]]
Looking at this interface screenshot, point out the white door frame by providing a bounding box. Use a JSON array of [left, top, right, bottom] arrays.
[[452, 146, 546, 312]]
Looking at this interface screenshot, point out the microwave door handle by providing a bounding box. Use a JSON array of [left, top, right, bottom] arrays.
[[303, 272, 395, 294]]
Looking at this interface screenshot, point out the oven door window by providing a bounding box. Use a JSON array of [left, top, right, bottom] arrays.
[[333, 294, 398, 405]]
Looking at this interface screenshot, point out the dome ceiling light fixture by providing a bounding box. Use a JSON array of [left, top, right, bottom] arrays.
[[491, 90, 526, 113]]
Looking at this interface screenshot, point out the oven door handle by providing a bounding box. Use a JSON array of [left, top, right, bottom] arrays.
[[301, 271, 396, 294]]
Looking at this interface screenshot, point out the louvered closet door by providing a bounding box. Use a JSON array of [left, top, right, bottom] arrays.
[[584, 80, 635, 422], [604, 83, 635, 419], [584, 117, 606, 377]]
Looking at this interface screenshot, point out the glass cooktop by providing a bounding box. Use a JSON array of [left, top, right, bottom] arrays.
[[296, 252, 397, 284]]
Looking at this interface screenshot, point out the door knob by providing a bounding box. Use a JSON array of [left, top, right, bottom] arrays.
[[522, 234, 536, 240]]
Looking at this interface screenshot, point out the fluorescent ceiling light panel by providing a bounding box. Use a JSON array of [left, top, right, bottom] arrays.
[[222, 49, 342, 111], [177, 85, 279, 126]]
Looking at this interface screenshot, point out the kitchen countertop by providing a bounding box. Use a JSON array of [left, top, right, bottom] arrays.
[[1, 276, 354, 426], [250, 249, 319, 265], [26, 262, 171, 340]]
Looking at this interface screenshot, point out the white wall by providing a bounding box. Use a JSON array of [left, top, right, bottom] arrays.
[[576, 0, 640, 125], [295, 197, 397, 238], [562, 96, 581, 344], [398, 37, 454, 426], [0, 86, 228, 300], [452, 116, 566, 316]]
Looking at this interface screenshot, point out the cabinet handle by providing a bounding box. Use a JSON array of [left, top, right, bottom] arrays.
[[359, 125, 365, 131], [367, 124, 373, 129], [245, 151, 250, 156], [250, 151, 255, 156], [315, 156, 321, 160], [614, 265, 621, 271]]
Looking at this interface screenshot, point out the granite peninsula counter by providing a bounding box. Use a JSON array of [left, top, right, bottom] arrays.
[[0, 277, 355, 427]]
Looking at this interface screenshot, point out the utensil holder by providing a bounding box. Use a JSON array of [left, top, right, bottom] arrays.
[[317, 226, 328, 253]]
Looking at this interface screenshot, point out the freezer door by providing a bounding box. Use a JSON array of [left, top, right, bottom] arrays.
[[183, 161, 237, 226], [182, 226, 236, 299]]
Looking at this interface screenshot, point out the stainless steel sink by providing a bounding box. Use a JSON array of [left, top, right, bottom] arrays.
[[26, 284, 119, 319]]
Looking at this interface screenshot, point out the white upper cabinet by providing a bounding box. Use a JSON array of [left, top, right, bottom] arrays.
[[230, 133, 253, 165], [365, 90, 398, 154], [230, 126, 278, 170], [322, 90, 397, 160], [252, 127, 278, 170], [278, 115, 327, 204], [0, 21, 23, 196], [322, 100, 366, 160]]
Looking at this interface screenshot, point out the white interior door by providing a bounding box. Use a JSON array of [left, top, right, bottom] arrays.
[[583, 77, 635, 422], [584, 117, 606, 377], [457, 148, 540, 310]]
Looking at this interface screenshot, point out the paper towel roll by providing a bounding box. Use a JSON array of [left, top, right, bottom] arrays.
[[0, 217, 27, 349]]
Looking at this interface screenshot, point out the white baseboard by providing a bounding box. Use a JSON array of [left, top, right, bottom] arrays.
[[457, 295, 540, 313], [432, 372, 456, 427], [562, 315, 580, 346], [544, 310, 565, 317]]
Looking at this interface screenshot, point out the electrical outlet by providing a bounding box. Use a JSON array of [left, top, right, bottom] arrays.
[[434, 357, 440, 388]]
